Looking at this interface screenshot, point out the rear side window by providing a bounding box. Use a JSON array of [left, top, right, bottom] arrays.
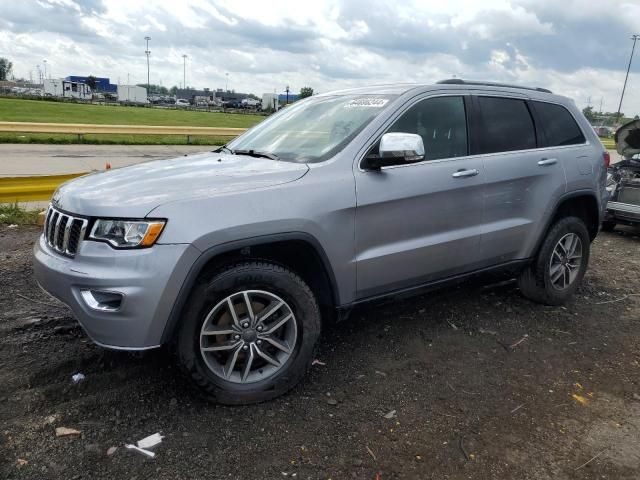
[[476, 97, 536, 154], [533, 101, 586, 146]]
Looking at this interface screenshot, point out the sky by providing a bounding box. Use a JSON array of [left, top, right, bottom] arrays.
[[1, 0, 639, 116]]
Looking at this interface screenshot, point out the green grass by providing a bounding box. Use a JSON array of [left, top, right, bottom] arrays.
[[600, 138, 615, 149], [0, 132, 228, 146], [0, 98, 263, 127], [0, 203, 40, 225]]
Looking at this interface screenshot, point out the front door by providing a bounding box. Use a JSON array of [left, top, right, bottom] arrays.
[[354, 95, 485, 299]]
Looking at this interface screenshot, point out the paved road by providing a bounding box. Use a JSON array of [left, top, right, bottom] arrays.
[[0, 144, 623, 177], [0, 144, 211, 176]]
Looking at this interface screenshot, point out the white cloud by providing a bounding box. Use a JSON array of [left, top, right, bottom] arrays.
[[0, 0, 638, 116]]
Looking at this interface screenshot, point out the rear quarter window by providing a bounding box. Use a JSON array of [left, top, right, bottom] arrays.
[[476, 96, 536, 154], [533, 101, 586, 147]]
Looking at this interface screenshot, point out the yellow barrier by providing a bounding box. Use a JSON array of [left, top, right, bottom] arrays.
[[0, 173, 87, 202], [0, 121, 247, 137]]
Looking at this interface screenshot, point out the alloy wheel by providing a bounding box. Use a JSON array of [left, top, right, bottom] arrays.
[[549, 233, 583, 290], [199, 290, 297, 383]]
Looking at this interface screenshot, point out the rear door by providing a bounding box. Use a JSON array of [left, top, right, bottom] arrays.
[[472, 95, 568, 264], [354, 94, 486, 299]]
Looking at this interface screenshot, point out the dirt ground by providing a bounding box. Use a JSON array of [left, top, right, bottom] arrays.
[[1, 225, 639, 480]]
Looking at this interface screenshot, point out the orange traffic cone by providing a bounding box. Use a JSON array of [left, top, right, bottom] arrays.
[[105, 162, 112, 170]]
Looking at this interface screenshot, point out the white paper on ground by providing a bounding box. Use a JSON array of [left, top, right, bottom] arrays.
[[125, 444, 155, 458], [137, 433, 164, 449]]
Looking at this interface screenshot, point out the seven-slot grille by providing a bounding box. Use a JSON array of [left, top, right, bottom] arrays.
[[43, 205, 88, 257]]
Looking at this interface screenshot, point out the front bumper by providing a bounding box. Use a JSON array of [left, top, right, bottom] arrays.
[[606, 201, 640, 224], [33, 235, 200, 350]]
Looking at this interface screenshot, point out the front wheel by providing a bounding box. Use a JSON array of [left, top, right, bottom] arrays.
[[518, 216, 590, 305], [175, 261, 321, 404]]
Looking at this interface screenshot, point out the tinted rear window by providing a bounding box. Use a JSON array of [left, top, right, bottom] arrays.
[[533, 101, 586, 146], [477, 97, 536, 154]]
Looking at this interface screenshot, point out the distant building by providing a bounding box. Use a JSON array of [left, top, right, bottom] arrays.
[[43, 78, 92, 100], [66, 76, 117, 93], [117, 85, 147, 103]]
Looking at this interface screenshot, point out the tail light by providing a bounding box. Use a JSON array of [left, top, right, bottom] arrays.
[[603, 151, 611, 168]]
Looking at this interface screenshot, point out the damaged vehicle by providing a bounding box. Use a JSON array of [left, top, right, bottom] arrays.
[[603, 119, 640, 231], [34, 80, 607, 404]]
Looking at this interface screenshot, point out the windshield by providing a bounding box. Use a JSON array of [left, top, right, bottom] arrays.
[[227, 94, 397, 163]]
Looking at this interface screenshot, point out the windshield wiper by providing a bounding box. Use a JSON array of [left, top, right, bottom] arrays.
[[215, 145, 233, 154], [231, 149, 280, 161]]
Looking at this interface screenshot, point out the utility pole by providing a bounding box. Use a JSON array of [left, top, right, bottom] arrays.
[[144, 36, 151, 93], [599, 97, 603, 113], [616, 34, 640, 125], [43, 59, 47, 80], [182, 54, 187, 90], [225, 72, 229, 91]]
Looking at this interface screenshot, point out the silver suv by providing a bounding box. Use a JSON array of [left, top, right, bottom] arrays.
[[34, 80, 608, 404]]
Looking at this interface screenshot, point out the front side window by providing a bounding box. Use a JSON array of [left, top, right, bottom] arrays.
[[227, 94, 397, 163], [533, 101, 586, 147], [477, 96, 536, 154], [387, 96, 468, 161]]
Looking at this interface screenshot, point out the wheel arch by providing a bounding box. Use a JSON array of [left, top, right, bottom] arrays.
[[534, 190, 600, 256], [161, 232, 339, 344]]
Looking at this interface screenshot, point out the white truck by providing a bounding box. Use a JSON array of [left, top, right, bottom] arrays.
[[117, 85, 148, 104]]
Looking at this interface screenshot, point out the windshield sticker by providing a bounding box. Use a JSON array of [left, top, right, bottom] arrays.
[[344, 98, 389, 108]]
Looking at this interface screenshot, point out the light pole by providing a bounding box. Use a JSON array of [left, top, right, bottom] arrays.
[[182, 54, 187, 90], [144, 36, 151, 92], [225, 72, 229, 91], [285, 85, 290, 105], [616, 34, 640, 125], [43, 59, 47, 80]]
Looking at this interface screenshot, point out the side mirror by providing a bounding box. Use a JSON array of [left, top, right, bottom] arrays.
[[364, 133, 425, 170]]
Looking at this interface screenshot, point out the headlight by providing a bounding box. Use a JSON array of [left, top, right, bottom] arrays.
[[89, 219, 165, 248]]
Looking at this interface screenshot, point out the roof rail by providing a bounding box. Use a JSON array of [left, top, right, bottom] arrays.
[[436, 78, 552, 94]]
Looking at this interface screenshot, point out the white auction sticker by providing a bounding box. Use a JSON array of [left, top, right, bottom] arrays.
[[344, 98, 389, 108]]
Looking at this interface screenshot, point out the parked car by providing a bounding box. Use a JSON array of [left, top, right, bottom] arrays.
[[603, 119, 640, 231], [34, 80, 607, 404], [175, 98, 190, 107]]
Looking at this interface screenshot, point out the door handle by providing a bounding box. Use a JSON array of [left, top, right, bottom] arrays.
[[538, 158, 558, 166], [452, 168, 479, 178]]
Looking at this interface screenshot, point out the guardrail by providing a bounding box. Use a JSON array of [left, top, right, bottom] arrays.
[[0, 121, 247, 139], [0, 173, 87, 202]]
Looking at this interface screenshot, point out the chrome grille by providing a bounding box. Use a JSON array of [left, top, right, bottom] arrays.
[[43, 205, 88, 257]]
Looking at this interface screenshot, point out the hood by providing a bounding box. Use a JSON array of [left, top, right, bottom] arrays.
[[615, 119, 640, 157], [53, 152, 309, 218]]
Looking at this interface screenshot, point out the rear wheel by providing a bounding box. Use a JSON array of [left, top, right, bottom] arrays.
[[518, 216, 590, 305], [176, 261, 321, 404]]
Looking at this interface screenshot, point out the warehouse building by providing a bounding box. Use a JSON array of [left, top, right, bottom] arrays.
[[65, 75, 117, 93]]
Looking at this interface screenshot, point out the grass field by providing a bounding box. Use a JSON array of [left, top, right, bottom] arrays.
[[600, 138, 615, 149], [0, 98, 263, 145]]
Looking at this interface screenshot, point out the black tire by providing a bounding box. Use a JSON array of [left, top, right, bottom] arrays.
[[175, 261, 321, 405], [601, 221, 616, 232], [518, 216, 590, 306]]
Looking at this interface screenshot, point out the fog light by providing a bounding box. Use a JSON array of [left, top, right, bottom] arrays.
[[80, 289, 123, 312]]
